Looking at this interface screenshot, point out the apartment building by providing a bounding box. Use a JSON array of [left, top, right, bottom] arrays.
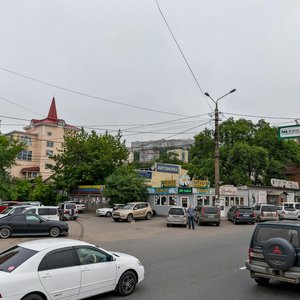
[[6, 98, 80, 180]]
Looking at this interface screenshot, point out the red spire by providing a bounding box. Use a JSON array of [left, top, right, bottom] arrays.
[[47, 97, 58, 120]]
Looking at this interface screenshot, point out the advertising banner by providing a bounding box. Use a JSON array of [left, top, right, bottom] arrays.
[[156, 163, 179, 174]]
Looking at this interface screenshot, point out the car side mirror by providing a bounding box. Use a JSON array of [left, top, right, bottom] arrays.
[[109, 255, 116, 261]]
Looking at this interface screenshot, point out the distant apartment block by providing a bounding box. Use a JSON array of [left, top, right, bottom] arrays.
[[6, 98, 80, 180], [167, 148, 189, 163]]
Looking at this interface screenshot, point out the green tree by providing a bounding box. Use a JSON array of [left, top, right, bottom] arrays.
[[105, 165, 148, 204], [30, 177, 58, 205], [189, 118, 300, 186], [48, 129, 129, 191], [0, 135, 24, 182]]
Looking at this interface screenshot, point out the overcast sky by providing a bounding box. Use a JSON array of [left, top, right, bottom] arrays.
[[1, 0, 300, 146]]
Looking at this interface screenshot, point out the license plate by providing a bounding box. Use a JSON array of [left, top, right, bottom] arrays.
[[208, 215, 215, 218]]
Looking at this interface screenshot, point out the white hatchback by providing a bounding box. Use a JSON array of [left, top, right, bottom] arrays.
[[0, 239, 145, 300]]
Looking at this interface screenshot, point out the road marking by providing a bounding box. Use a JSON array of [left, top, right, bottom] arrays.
[[240, 266, 246, 270]]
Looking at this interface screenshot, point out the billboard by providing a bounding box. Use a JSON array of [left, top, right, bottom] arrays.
[[278, 125, 300, 140], [155, 163, 179, 174]]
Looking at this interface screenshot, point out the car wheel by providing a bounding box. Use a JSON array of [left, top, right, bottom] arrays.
[[263, 237, 296, 270], [22, 293, 44, 300], [216, 222, 220, 226], [106, 211, 112, 217], [127, 214, 133, 222], [254, 278, 270, 285], [113, 218, 119, 222], [0, 227, 11, 239], [116, 270, 137, 296], [49, 226, 61, 238], [145, 212, 151, 220]]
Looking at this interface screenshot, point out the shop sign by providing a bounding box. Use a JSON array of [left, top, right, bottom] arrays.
[[138, 170, 152, 179], [72, 185, 105, 194], [193, 180, 210, 188], [278, 125, 300, 140], [147, 187, 178, 194], [161, 180, 176, 187], [271, 178, 299, 189], [156, 163, 179, 174], [193, 188, 210, 194], [178, 187, 193, 194], [219, 185, 237, 195]]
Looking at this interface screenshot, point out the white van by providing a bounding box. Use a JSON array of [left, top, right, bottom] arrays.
[[283, 202, 300, 218], [22, 206, 59, 221]]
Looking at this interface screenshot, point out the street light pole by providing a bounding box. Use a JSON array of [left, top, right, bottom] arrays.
[[204, 89, 236, 202]]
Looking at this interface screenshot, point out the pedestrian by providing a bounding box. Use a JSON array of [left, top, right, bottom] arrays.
[[187, 204, 195, 230]]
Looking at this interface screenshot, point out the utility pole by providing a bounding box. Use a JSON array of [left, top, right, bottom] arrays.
[[205, 89, 236, 202]]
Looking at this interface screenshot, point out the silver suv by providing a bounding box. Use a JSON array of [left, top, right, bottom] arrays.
[[58, 202, 78, 220], [252, 204, 278, 222], [166, 206, 187, 227]]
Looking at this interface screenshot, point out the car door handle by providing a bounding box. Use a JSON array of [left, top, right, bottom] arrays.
[[41, 273, 52, 278]]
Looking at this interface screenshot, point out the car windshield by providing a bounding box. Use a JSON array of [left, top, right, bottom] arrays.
[[65, 203, 76, 209], [0, 246, 37, 273], [261, 206, 276, 212], [169, 208, 184, 215], [255, 227, 299, 247], [295, 204, 300, 210], [122, 204, 135, 209]]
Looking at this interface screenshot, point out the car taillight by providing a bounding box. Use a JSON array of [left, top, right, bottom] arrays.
[[76, 209, 78, 213], [64, 210, 68, 213], [249, 248, 264, 260], [252, 212, 255, 217], [261, 211, 264, 217], [202, 207, 205, 215], [248, 248, 253, 261], [235, 211, 240, 218]]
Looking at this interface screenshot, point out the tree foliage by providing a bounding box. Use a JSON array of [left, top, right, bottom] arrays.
[[105, 165, 148, 204], [188, 118, 300, 186], [48, 129, 129, 190]]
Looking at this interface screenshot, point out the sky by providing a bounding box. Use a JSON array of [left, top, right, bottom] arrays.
[[0, 0, 300, 147]]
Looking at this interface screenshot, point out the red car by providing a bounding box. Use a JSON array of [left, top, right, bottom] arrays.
[[0, 201, 21, 213]]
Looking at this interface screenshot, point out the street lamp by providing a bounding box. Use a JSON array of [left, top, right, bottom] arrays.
[[204, 89, 236, 202]]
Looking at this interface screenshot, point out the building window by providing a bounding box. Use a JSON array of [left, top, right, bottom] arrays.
[[155, 195, 169, 206], [47, 132, 52, 136], [20, 136, 32, 146], [46, 150, 54, 157], [240, 197, 244, 205], [204, 196, 209, 205], [46, 141, 54, 147], [168, 196, 177, 206], [18, 150, 32, 161]]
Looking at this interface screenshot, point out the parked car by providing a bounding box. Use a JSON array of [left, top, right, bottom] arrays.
[[0, 201, 21, 213], [252, 204, 278, 222], [58, 202, 78, 220], [112, 202, 153, 222], [283, 202, 300, 218], [245, 221, 300, 285], [96, 204, 125, 217], [227, 206, 255, 224], [22, 206, 59, 221], [194, 205, 220, 226], [276, 206, 298, 220], [0, 205, 32, 219], [166, 206, 187, 227], [0, 238, 144, 299], [21, 201, 42, 206], [0, 213, 69, 238], [65, 200, 86, 213]]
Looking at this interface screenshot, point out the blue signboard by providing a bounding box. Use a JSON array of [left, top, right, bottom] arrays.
[[156, 163, 179, 174], [147, 187, 178, 194], [138, 170, 152, 179]]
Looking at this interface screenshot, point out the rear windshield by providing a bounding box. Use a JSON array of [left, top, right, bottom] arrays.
[[295, 204, 300, 210], [169, 208, 184, 215], [204, 207, 218, 214], [261, 206, 276, 212], [65, 204, 76, 209], [238, 207, 252, 213], [255, 227, 299, 247], [0, 246, 37, 273]]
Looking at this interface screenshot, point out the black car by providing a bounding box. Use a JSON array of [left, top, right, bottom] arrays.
[[245, 221, 300, 285], [227, 206, 255, 224], [0, 213, 69, 239]]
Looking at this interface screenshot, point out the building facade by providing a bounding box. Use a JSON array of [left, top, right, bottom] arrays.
[[6, 98, 79, 180]]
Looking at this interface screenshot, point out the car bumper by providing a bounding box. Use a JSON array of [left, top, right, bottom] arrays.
[[96, 211, 107, 216], [245, 259, 300, 284], [234, 217, 255, 223]]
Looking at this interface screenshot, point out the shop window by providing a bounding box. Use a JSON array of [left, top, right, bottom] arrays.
[[240, 197, 244, 205], [235, 197, 240, 205], [225, 197, 229, 207], [47, 132, 52, 136], [197, 196, 203, 206], [212, 196, 215, 206], [230, 197, 234, 206], [169, 196, 176, 206], [161, 196, 167, 205], [181, 198, 188, 208], [155, 196, 160, 206], [204, 196, 209, 205]]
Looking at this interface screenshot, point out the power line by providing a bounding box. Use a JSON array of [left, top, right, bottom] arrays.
[[0, 66, 188, 117]]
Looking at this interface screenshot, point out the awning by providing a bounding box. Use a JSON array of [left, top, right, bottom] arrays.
[[20, 167, 40, 173]]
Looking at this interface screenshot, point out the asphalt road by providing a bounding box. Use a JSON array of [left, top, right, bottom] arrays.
[[2, 214, 300, 299]]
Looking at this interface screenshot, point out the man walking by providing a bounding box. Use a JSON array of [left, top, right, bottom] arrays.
[[187, 204, 195, 230]]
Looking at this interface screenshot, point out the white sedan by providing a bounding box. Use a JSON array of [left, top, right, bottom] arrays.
[[96, 204, 125, 217], [0, 239, 144, 300]]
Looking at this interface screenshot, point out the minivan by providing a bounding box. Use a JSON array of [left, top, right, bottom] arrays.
[[283, 202, 300, 218], [22, 206, 59, 221], [166, 206, 187, 227], [194, 205, 220, 226], [252, 204, 278, 222]]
